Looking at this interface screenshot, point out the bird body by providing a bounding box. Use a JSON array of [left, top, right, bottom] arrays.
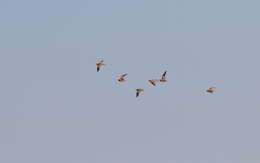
[[117, 73, 128, 82], [160, 71, 168, 82], [206, 87, 216, 94], [96, 60, 106, 72], [148, 79, 159, 86], [136, 88, 144, 97]]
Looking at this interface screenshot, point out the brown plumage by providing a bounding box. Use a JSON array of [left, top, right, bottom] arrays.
[[136, 88, 144, 97], [96, 60, 106, 72], [117, 73, 128, 82], [160, 71, 168, 82], [148, 79, 159, 86], [206, 87, 216, 94]]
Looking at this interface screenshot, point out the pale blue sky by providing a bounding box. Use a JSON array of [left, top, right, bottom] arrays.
[[1, 0, 260, 162]]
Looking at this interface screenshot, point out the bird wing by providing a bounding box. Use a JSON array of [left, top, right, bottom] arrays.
[[149, 80, 156, 86], [136, 92, 139, 97], [121, 73, 127, 78], [161, 71, 167, 79]]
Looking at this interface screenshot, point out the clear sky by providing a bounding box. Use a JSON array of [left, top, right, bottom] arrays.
[[1, 0, 260, 162]]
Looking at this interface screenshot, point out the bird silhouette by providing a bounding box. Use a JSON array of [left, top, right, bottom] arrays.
[[148, 79, 159, 86], [136, 88, 144, 97], [117, 73, 128, 82], [160, 71, 168, 82], [96, 60, 106, 72], [206, 87, 216, 94]]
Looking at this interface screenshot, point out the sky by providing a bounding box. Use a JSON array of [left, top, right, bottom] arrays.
[[0, 0, 260, 162]]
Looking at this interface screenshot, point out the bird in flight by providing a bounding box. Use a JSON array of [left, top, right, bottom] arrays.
[[148, 79, 159, 86], [96, 60, 106, 72], [136, 88, 144, 97], [159, 71, 168, 82], [206, 87, 216, 94], [117, 73, 128, 82]]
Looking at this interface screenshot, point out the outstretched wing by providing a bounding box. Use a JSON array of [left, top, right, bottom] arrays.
[[161, 71, 167, 79], [121, 73, 127, 78], [149, 80, 156, 86]]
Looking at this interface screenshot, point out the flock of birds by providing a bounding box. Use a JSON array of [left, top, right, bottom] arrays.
[[96, 59, 216, 97]]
